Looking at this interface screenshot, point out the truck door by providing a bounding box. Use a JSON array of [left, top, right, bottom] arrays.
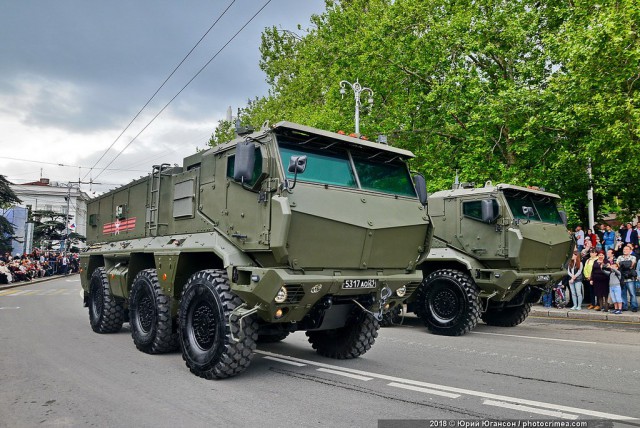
[[458, 198, 507, 259], [224, 144, 271, 251]]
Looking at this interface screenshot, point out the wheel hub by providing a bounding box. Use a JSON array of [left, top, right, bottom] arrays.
[[137, 294, 155, 333], [91, 283, 104, 317], [192, 301, 217, 350], [430, 288, 459, 322]]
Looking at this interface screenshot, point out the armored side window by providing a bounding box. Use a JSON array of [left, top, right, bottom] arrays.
[[462, 201, 483, 221]]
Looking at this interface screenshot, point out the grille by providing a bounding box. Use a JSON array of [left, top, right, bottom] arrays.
[[405, 282, 421, 296], [285, 284, 305, 304], [509, 279, 523, 290]]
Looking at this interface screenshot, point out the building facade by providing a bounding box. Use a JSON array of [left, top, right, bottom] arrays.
[[10, 178, 90, 251]]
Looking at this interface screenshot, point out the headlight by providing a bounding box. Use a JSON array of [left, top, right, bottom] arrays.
[[274, 286, 288, 303], [396, 286, 407, 298]]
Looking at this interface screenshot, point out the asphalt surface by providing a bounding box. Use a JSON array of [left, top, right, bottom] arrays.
[[1, 276, 639, 428]]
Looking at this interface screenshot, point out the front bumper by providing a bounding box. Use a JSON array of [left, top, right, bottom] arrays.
[[230, 266, 422, 323], [474, 268, 566, 301]]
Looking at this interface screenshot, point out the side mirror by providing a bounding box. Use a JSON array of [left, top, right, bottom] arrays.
[[283, 155, 307, 192], [413, 174, 427, 206], [481, 199, 500, 224], [558, 210, 568, 227], [233, 141, 255, 183], [288, 156, 307, 174]]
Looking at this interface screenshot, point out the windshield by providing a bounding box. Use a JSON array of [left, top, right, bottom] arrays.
[[278, 140, 416, 198], [504, 190, 563, 224]]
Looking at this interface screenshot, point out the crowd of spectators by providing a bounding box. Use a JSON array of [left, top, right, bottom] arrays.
[[0, 250, 80, 285], [546, 222, 640, 313]]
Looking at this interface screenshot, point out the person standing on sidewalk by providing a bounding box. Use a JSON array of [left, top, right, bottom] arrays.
[[567, 251, 584, 310], [617, 245, 638, 312], [575, 226, 585, 253], [622, 223, 639, 250], [590, 251, 610, 311], [604, 263, 624, 314], [603, 225, 616, 253], [583, 249, 598, 309]]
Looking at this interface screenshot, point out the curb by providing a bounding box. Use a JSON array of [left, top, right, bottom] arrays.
[[0, 273, 79, 291], [531, 306, 640, 323]]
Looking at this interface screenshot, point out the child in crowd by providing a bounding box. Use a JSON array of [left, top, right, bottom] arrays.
[[606, 263, 624, 314]]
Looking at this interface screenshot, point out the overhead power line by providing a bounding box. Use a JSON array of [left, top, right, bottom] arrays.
[[83, 0, 238, 182], [0, 156, 146, 172], [93, 0, 274, 181]]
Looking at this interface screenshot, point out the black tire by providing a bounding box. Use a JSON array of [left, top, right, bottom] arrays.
[[415, 269, 480, 336], [178, 269, 257, 379], [379, 305, 403, 327], [88, 267, 125, 334], [481, 303, 532, 327], [129, 269, 178, 354], [306, 311, 379, 359], [257, 331, 290, 343]]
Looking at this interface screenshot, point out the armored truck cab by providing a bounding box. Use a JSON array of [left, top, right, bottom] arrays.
[[80, 121, 430, 378], [399, 182, 572, 336]]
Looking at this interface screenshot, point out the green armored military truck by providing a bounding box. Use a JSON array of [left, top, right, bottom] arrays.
[[393, 181, 572, 336], [79, 121, 431, 379]]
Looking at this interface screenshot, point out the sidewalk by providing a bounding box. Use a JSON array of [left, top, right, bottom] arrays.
[[0, 273, 79, 291], [531, 304, 640, 323]]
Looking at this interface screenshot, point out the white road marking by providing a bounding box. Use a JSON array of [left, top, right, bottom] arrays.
[[483, 399, 579, 420], [317, 368, 373, 381], [470, 331, 597, 344], [255, 350, 636, 421], [0, 306, 20, 310], [388, 382, 460, 398], [263, 356, 306, 367]]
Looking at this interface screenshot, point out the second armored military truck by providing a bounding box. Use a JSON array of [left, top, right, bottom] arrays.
[[395, 182, 572, 336], [80, 121, 431, 379]]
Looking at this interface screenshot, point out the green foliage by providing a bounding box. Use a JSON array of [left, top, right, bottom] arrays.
[[208, 119, 237, 147], [0, 175, 22, 252], [235, 0, 639, 225]]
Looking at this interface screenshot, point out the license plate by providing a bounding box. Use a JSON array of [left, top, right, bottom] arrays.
[[342, 279, 378, 289]]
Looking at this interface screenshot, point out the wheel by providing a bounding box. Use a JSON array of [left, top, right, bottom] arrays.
[[129, 269, 178, 354], [379, 305, 403, 327], [306, 311, 379, 359], [481, 303, 532, 327], [257, 331, 290, 343], [414, 269, 480, 336], [178, 269, 257, 379], [88, 267, 125, 334]]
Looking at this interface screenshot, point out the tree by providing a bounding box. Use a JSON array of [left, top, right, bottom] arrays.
[[0, 175, 22, 253], [31, 210, 86, 251], [236, 0, 639, 225]]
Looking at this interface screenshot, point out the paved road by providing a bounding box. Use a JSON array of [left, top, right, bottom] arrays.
[[1, 276, 639, 427]]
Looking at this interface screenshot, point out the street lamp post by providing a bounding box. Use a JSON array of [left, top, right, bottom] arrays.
[[340, 79, 373, 136]]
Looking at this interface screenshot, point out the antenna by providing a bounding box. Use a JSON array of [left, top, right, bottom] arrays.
[[453, 170, 460, 190]]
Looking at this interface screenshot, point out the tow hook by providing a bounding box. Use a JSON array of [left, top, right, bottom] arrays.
[[376, 286, 393, 321]]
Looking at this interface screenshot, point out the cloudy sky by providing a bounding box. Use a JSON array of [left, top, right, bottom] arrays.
[[0, 0, 326, 195]]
